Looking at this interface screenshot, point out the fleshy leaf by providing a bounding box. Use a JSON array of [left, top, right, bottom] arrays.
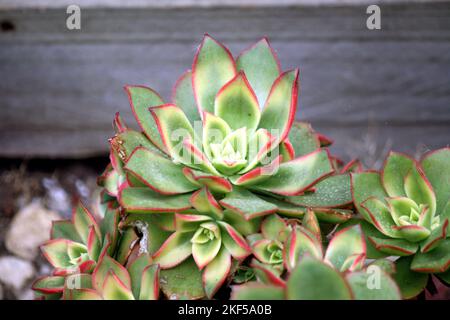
[[421, 148, 450, 214], [324, 225, 366, 272], [192, 34, 237, 114], [183, 167, 232, 193], [284, 226, 322, 271], [393, 256, 428, 299], [392, 225, 431, 243], [254, 149, 334, 196], [111, 129, 166, 160], [287, 122, 321, 157], [115, 228, 139, 265], [32, 276, 65, 294], [420, 219, 448, 253], [41, 239, 73, 268], [382, 151, 415, 197], [172, 70, 202, 125], [119, 187, 192, 213], [231, 155, 281, 187], [368, 236, 418, 256], [125, 147, 198, 195], [152, 232, 192, 269], [258, 69, 299, 143], [214, 71, 260, 132], [202, 111, 231, 159], [360, 197, 399, 238], [286, 256, 353, 300], [404, 164, 436, 217], [174, 214, 213, 233], [139, 264, 160, 300], [219, 187, 277, 220], [341, 159, 363, 173], [218, 221, 251, 260], [92, 255, 131, 293], [73, 202, 100, 245], [261, 214, 289, 242], [124, 85, 165, 151], [251, 259, 285, 287], [87, 226, 101, 262], [190, 187, 223, 220], [160, 258, 205, 300], [286, 174, 352, 208], [411, 238, 450, 273], [51, 220, 82, 243], [240, 128, 277, 173], [222, 209, 262, 236], [231, 283, 284, 300], [346, 270, 401, 300], [302, 209, 321, 242], [351, 172, 388, 222], [236, 38, 281, 107], [203, 247, 232, 298], [311, 208, 353, 224], [127, 254, 152, 299], [102, 271, 135, 300]]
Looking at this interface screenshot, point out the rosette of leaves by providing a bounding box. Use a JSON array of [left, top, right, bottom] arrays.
[[352, 148, 450, 298], [94, 35, 358, 298], [231, 211, 401, 300], [32, 202, 121, 299]]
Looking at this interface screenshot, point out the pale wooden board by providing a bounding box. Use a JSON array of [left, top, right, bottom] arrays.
[[0, 4, 449, 158]]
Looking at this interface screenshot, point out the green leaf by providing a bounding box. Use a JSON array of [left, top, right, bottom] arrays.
[[231, 155, 281, 187], [192, 34, 237, 113], [261, 214, 288, 241], [346, 271, 401, 300], [258, 69, 299, 143], [51, 220, 82, 243], [190, 187, 223, 220], [73, 202, 100, 244], [368, 259, 396, 274], [302, 209, 321, 241], [112, 129, 166, 160], [41, 239, 73, 268], [351, 172, 388, 222], [202, 111, 231, 159], [102, 271, 135, 300], [404, 164, 436, 216], [260, 197, 306, 218], [386, 197, 420, 226], [152, 232, 193, 268], [325, 225, 365, 272], [119, 187, 192, 213], [203, 247, 232, 298], [183, 167, 232, 193], [160, 258, 205, 300], [127, 254, 152, 298], [420, 219, 448, 253], [286, 173, 352, 208], [219, 187, 277, 220], [125, 147, 198, 195], [393, 225, 431, 243], [214, 71, 260, 133], [65, 289, 102, 300], [124, 85, 165, 151], [311, 208, 353, 224], [87, 226, 102, 262], [360, 197, 399, 238], [93, 255, 131, 293], [284, 226, 322, 271], [287, 122, 321, 157], [286, 256, 353, 300], [100, 207, 120, 255], [236, 38, 281, 107], [382, 151, 414, 197], [222, 209, 262, 236], [231, 283, 284, 300], [254, 149, 334, 196], [32, 276, 65, 294], [139, 264, 160, 300], [173, 70, 202, 125], [115, 228, 139, 265], [192, 236, 222, 270], [393, 256, 428, 299], [368, 236, 418, 256], [421, 148, 450, 214], [174, 214, 213, 233], [149, 104, 195, 163], [411, 238, 450, 273], [251, 259, 285, 287], [218, 221, 251, 260]]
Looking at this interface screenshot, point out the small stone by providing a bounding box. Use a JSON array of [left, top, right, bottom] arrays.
[[0, 256, 35, 291], [5, 200, 60, 260]]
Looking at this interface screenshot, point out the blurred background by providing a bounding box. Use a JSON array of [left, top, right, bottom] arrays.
[[0, 0, 449, 299]]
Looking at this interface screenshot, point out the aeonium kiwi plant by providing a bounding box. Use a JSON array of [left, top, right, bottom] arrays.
[[32, 34, 449, 300]]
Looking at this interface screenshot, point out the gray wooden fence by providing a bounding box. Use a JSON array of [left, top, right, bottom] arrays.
[[0, 1, 449, 166]]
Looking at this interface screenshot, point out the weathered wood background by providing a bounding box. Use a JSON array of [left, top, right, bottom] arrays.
[[0, 1, 449, 166]]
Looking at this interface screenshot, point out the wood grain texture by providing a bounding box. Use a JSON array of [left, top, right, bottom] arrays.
[[0, 3, 449, 159]]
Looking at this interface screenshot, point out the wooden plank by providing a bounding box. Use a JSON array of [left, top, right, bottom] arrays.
[[0, 4, 449, 158]]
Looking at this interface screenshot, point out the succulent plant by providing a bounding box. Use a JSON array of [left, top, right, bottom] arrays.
[[231, 211, 401, 300], [32, 202, 120, 299], [352, 148, 450, 298]]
